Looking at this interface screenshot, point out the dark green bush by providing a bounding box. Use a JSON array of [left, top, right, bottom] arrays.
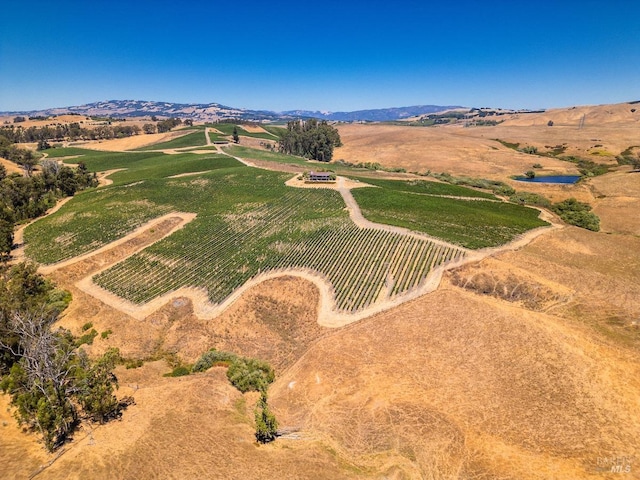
[[100, 329, 112, 339], [76, 329, 98, 346], [81, 322, 93, 332], [254, 392, 278, 443], [191, 349, 238, 372], [552, 198, 600, 231], [227, 357, 275, 393], [509, 192, 551, 208]]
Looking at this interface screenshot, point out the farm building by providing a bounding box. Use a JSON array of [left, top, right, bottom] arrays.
[[307, 171, 336, 183]]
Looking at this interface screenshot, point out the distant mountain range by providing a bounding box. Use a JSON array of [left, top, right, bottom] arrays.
[[1, 100, 464, 123]]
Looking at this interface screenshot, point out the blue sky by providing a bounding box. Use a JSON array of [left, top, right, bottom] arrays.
[[1, 0, 639, 112]]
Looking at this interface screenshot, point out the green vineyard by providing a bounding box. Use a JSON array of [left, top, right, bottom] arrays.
[[24, 146, 548, 317], [93, 189, 466, 313]]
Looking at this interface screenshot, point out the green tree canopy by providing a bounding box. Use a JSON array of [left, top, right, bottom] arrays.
[[278, 119, 342, 162]]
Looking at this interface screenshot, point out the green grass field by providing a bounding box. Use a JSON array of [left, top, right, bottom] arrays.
[[24, 144, 549, 312], [207, 130, 229, 143]]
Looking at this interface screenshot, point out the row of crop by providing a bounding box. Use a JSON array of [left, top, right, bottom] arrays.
[[92, 184, 467, 313], [93, 189, 343, 303], [94, 197, 302, 302], [95, 214, 467, 313]]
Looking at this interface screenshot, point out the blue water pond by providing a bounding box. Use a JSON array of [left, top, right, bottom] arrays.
[[516, 175, 580, 184]]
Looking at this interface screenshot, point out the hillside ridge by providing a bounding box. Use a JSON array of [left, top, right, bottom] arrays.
[[1, 99, 463, 122]]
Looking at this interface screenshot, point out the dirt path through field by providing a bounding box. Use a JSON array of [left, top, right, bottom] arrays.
[[336, 177, 467, 249], [216, 145, 256, 167]]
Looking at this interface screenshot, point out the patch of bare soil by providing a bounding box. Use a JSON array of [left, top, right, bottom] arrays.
[[240, 125, 271, 134], [448, 257, 573, 311], [236, 135, 277, 150], [0, 395, 49, 477]]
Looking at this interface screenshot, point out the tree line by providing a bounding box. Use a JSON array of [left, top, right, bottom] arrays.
[[0, 263, 129, 451], [278, 119, 342, 162], [0, 117, 187, 145]]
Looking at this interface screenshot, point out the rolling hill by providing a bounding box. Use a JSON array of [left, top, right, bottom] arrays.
[[1, 100, 463, 123]]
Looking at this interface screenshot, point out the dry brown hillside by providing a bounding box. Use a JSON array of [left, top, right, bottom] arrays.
[[335, 102, 640, 181], [2, 104, 640, 479]]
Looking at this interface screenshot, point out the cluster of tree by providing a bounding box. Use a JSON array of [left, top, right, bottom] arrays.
[[1, 117, 187, 145], [0, 263, 129, 451], [156, 118, 183, 133], [0, 135, 38, 167], [278, 119, 342, 162], [1, 124, 141, 144], [0, 157, 98, 259]]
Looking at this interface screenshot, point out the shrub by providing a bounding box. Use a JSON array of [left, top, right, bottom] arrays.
[[191, 349, 238, 373], [76, 329, 98, 346], [551, 198, 600, 231], [227, 357, 275, 393], [532, 163, 543, 169], [509, 192, 551, 208], [254, 392, 278, 443], [124, 358, 143, 369], [525, 170, 536, 179], [81, 322, 93, 332], [100, 329, 112, 339]]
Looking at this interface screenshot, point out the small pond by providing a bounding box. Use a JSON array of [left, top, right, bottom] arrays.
[[515, 175, 580, 184]]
